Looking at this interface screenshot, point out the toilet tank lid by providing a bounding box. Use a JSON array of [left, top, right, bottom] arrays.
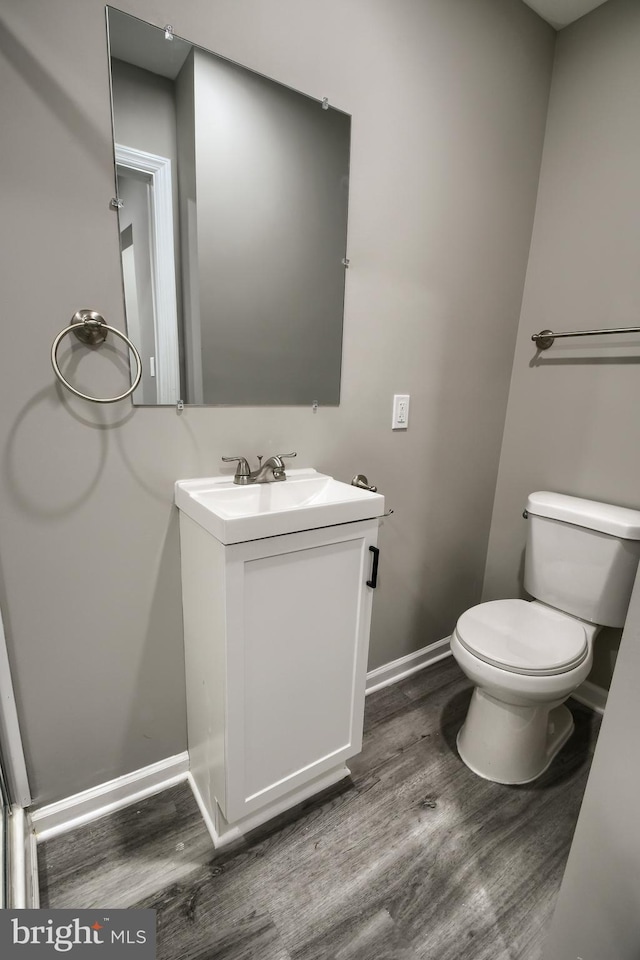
[[527, 491, 640, 540]]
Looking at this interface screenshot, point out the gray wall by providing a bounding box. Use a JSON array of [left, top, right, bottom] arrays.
[[0, 0, 553, 805], [111, 58, 178, 172], [542, 564, 640, 959], [482, 0, 640, 691], [193, 48, 348, 406]]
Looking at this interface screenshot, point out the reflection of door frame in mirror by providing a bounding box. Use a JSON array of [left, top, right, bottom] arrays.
[[115, 143, 180, 404]]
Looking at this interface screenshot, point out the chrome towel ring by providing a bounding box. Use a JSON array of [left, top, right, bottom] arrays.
[[51, 309, 142, 403]]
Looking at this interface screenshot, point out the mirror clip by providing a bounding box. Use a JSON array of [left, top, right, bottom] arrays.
[[110, 197, 124, 210], [322, 97, 329, 110], [164, 24, 174, 41]]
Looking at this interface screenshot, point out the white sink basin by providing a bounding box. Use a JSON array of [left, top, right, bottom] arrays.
[[175, 468, 385, 543]]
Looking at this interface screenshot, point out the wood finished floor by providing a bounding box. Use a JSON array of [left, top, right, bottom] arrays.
[[38, 659, 601, 960]]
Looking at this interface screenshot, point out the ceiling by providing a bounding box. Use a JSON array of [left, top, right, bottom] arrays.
[[521, 0, 610, 29]]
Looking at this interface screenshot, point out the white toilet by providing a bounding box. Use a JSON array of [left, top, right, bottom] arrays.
[[451, 491, 640, 784]]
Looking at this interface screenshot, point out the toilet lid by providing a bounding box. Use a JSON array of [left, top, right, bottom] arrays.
[[455, 600, 588, 676]]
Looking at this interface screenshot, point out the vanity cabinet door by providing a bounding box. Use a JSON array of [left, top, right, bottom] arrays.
[[221, 519, 378, 822]]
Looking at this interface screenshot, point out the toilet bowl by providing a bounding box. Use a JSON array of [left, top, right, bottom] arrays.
[[451, 600, 597, 783], [451, 492, 640, 785]]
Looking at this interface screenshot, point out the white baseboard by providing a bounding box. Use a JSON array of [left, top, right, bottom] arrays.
[[186, 773, 233, 848], [30, 751, 190, 842], [572, 679, 608, 715], [188, 765, 351, 850], [366, 637, 451, 695], [27, 638, 452, 848], [27, 646, 606, 851], [366, 638, 608, 716]]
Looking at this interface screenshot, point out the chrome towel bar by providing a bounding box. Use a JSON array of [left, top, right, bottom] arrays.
[[51, 310, 142, 403], [532, 325, 640, 350]]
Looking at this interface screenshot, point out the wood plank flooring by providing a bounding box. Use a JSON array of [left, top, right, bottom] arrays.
[[38, 658, 601, 960]]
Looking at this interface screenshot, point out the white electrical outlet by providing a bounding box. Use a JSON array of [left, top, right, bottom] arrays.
[[392, 394, 410, 430]]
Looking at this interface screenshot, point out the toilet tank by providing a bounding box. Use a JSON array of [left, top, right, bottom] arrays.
[[524, 492, 640, 627]]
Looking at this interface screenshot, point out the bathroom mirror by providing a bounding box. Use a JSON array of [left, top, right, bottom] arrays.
[[107, 7, 351, 406]]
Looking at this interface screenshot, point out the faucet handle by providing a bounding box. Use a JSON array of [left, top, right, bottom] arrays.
[[221, 456, 251, 483], [278, 452, 297, 460]]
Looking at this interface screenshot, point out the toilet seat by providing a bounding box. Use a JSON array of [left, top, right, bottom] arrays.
[[455, 600, 588, 676]]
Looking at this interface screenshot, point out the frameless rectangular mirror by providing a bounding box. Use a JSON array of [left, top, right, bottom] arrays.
[[106, 7, 351, 406]]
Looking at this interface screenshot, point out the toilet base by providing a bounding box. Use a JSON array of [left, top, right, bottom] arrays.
[[456, 688, 574, 785]]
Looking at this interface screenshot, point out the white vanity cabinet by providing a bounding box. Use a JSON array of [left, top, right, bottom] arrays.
[[178, 511, 380, 844]]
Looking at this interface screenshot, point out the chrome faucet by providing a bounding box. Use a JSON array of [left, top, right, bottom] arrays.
[[222, 453, 297, 484], [251, 454, 296, 483]]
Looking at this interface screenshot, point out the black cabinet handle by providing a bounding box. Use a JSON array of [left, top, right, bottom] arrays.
[[367, 546, 380, 588]]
